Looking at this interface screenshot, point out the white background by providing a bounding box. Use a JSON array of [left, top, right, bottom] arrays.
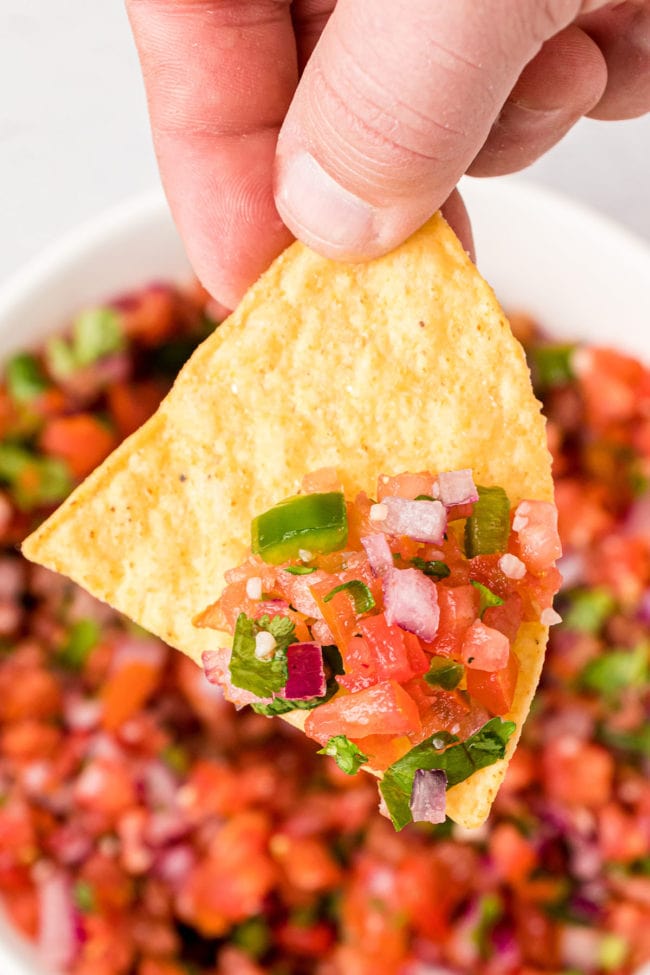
[[2, 1, 650, 283]]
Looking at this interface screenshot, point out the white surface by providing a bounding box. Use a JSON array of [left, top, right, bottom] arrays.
[[1, 176, 650, 975], [1, 0, 650, 284]]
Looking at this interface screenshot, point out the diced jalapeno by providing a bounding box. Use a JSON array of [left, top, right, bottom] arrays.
[[465, 486, 510, 557], [251, 491, 348, 564]]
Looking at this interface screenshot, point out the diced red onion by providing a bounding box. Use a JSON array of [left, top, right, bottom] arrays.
[[461, 620, 510, 671], [361, 533, 394, 576], [284, 643, 326, 700], [36, 869, 79, 971], [64, 695, 102, 732], [311, 619, 334, 645], [436, 469, 478, 507], [145, 809, 190, 847], [155, 844, 196, 889], [383, 567, 440, 642], [409, 768, 447, 824], [111, 634, 167, 672], [0, 556, 25, 600], [638, 589, 650, 625], [498, 553, 527, 580], [381, 497, 447, 544], [560, 925, 602, 969], [143, 760, 179, 808], [541, 607, 562, 626]]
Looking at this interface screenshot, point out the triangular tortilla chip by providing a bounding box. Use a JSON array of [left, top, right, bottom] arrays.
[[23, 213, 553, 828]]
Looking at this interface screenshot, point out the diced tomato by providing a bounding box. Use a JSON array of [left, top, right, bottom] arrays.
[[577, 346, 646, 428], [542, 737, 614, 808], [425, 584, 478, 657], [108, 380, 164, 438], [304, 681, 421, 743], [489, 822, 536, 885], [277, 919, 334, 957], [338, 636, 377, 691], [100, 659, 162, 731], [180, 812, 276, 934], [461, 619, 510, 671], [483, 592, 524, 641], [377, 471, 433, 501], [598, 803, 649, 864], [272, 834, 342, 891], [466, 649, 519, 715], [404, 681, 476, 743], [403, 631, 429, 675], [120, 286, 176, 346], [585, 533, 650, 605], [554, 479, 614, 549], [512, 500, 562, 574], [311, 578, 359, 655], [359, 613, 416, 683], [346, 492, 376, 549], [39, 413, 117, 479], [352, 733, 411, 771]]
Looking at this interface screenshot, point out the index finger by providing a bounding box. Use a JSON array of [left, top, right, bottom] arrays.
[[126, 0, 298, 308]]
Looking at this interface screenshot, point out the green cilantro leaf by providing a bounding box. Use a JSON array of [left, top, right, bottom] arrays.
[[58, 619, 100, 670], [580, 642, 648, 696], [283, 565, 317, 575], [73, 880, 96, 914], [410, 556, 451, 579], [471, 579, 505, 618], [564, 587, 616, 634], [6, 353, 49, 403], [72, 307, 125, 366], [380, 717, 516, 830], [228, 612, 293, 697], [424, 657, 464, 690], [323, 579, 375, 615], [318, 735, 369, 775], [530, 343, 576, 389]]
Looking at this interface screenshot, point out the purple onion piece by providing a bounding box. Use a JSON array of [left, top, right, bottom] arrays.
[[284, 642, 326, 700], [437, 468, 479, 507], [383, 567, 440, 642], [361, 533, 394, 576], [409, 768, 448, 824], [382, 496, 447, 544]]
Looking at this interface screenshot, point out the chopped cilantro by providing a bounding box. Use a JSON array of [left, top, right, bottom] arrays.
[[283, 565, 317, 575], [160, 743, 189, 775], [318, 735, 368, 775], [73, 880, 96, 914], [597, 723, 650, 758], [471, 579, 504, 617], [424, 657, 464, 690], [0, 443, 72, 510], [530, 343, 576, 388], [6, 353, 49, 402], [58, 619, 100, 669], [323, 579, 375, 615], [72, 307, 125, 366], [580, 642, 648, 696], [251, 643, 342, 715], [473, 892, 503, 959], [228, 612, 293, 697], [380, 718, 515, 830], [410, 556, 451, 579], [564, 587, 615, 634], [232, 917, 270, 960]]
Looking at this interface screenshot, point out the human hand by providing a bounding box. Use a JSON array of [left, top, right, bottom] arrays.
[[127, 1, 650, 309]]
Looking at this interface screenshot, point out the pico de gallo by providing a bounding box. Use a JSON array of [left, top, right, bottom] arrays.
[[0, 286, 647, 975], [195, 468, 562, 829]]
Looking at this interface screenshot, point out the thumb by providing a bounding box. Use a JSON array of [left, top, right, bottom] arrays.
[[274, 0, 602, 259]]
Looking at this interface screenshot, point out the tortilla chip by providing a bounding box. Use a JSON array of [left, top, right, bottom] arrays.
[[23, 213, 553, 828]]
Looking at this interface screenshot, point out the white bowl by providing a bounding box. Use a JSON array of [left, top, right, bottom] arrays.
[[0, 177, 649, 975]]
